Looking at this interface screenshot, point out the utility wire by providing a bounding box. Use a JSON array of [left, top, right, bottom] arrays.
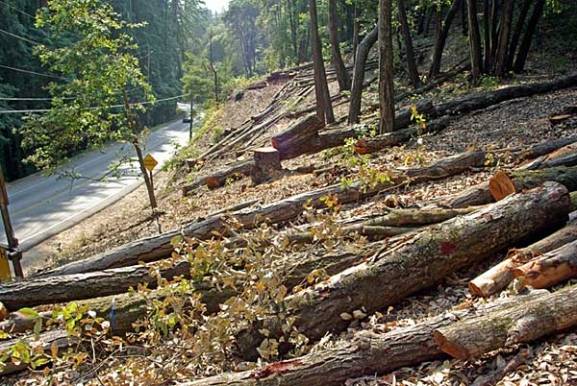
[[0, 64, 66, 80], [0, 27, 43, 46], [0, 94, 187, 114], [0, 0, 36, 19]]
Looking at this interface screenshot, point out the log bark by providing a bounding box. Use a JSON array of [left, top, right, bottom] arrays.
[[271, 114, 323, 160], [439, 166, 577, 209], [512, 239, 577, 288], [428, 0, 463, 79], [236, 183, 570, 359], [349, 25, 378, 124], [469, 222, 577, 297], [182, 160, 256, 194], [38, 179, 401, 277], [434, 284, 577, 360], [182, 293, 546, 386], [522, 142, 577, 170], [514, 135, 577, 163]]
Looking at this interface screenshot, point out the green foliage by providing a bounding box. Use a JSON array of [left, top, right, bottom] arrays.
[[21, 0, 154, 170]]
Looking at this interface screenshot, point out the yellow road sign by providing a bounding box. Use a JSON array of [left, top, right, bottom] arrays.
[[0, 248, 11, 282], [143, 153, 158, 172]]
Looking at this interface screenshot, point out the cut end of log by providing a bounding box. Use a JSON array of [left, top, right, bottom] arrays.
[[354, 140, 369, 155], [489, 171, 517, 201], [432, 330, 469, 360], [468, 279, 493, 298]]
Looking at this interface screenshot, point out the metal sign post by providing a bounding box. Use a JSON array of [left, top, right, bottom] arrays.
[[0, 167, 23, 279]]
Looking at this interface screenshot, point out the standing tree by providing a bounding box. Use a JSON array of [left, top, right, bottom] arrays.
[[378, 0, 395, 133], [21, 0, 158, 211], [428, 0, 463, 80], [224, 0, 260, 77], [328, 0, 350, 91], [466, 0, 483, 84], [309, 0, 334, 125], [397, 0, 421, 88]]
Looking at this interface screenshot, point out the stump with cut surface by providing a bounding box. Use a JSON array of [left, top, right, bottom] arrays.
[[512, 239, 577, 288], [489, 170, 517, 201], [469, 222, 577, 297], [252, 147, 282, 184]]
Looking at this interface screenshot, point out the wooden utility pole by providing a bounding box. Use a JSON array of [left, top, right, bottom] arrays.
[[0, 167, 23, 279], [189, 96, 194, 141]]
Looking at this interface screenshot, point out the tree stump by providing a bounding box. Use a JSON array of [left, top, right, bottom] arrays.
[[252, 147, 282, 184]]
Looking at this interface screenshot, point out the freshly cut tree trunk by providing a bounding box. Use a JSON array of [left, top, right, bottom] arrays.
[[469, 222, 577, 297], [434, 284, 577, 360], [439, 166, 577, 208], [512, 240, 577, 288], [514, 135, 577, 163], [0, 261, 193, 310], [252, 147, 282, 184], [182, 293, 547, 386], [183, 160, 256, 193], [236, 183, 570, 358], [39, 179, 401, 277], [271, 114, 323, 160], [522, 143, 577, 170], [359, 73, 577, 155]]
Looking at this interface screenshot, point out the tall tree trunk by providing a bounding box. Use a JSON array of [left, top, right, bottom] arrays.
[[378, 0, 395, 133], [506, 0, 532, 71], [494, 0, 515, 77], [348, 24, 378, 123], [397, 0, 421, 88], [483, 0, 492, 70], [309, 0, 335, 124], [352, 4, 359, 61], [513, 0, 544, 73], [467, 0, 483, 84], [490, 0, 499, 68], [328, 0, 351, 91], [460, 0, 468, 35], [428, 0, 463, 80]]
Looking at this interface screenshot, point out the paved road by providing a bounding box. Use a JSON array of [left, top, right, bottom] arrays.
[[1, 112, 192, 252]]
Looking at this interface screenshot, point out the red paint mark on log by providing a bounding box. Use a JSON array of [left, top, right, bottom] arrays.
[[251, 359, 304, 379], [440, 242, 457, 255]]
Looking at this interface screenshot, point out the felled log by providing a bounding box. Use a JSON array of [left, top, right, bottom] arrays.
[[270, 114, 324, 160], [182, 160, 256, 194], [355, 116, 453, 154], [513, 135, 577, 163], [236, 183, 571, 358], [523, 142, 577, 170], [434, 284, 577, 360], [512, 239, 577, 288], [0, 261, 195, 310], [440, 166, 577, 208], [39, 180, 395, 277], [469, 222, 577, 297], [356, 73, 577, 154], [182, 293, 546, 386]]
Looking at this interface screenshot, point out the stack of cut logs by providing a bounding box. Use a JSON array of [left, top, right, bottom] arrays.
[[2, 75, 577, 383]]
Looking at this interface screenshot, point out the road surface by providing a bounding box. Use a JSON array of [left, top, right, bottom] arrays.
[[1, 112, 192, 253]]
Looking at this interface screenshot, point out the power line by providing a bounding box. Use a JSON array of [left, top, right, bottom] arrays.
[[0, 93, 187, 114], [0, 27, 42, 46], [0, 0, 36, 19], [0, 64, 66, 80]]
